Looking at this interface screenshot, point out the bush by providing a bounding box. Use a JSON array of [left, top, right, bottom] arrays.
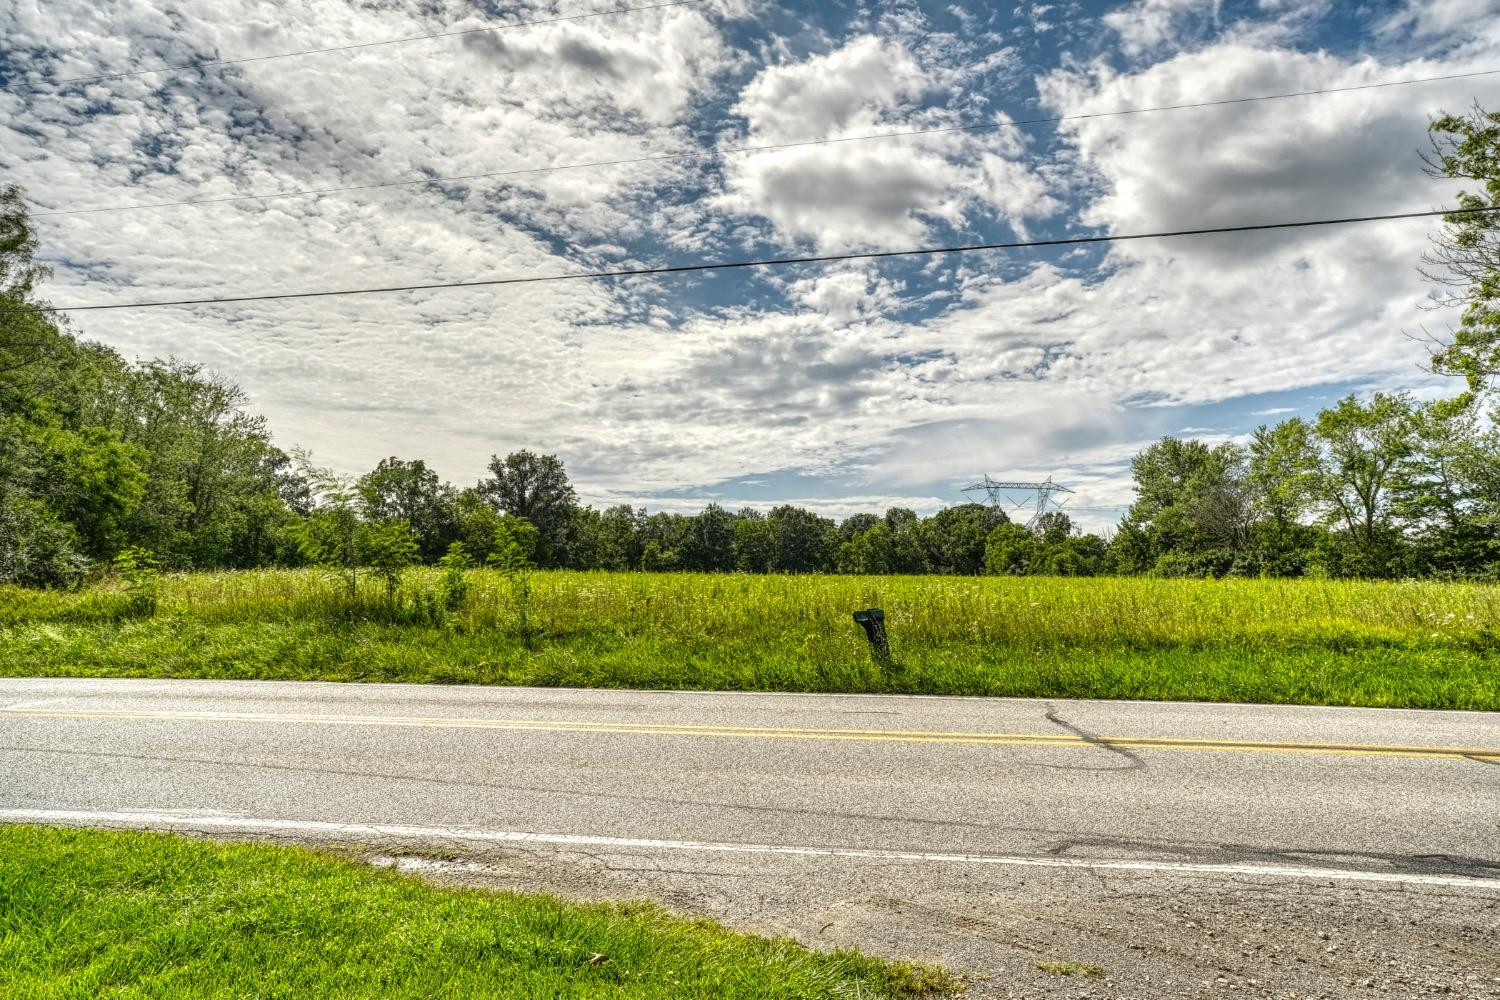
[[0, 495, 90, 589], [361, 521, 420, 604], [436, 541, 473, 616], [1151, 549, 1237, 579], [111, 547, 159, 617]]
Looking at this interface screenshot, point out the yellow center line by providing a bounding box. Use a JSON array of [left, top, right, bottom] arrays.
[[3, 706, 1498, 761]]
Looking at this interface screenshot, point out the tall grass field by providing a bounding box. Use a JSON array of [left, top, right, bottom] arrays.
[[3, 569, 1498, 710]]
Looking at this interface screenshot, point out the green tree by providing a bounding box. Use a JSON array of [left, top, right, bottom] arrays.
[[1308, 393, 1415, 576], [639, 539, 680, 572], [679, 503, 736, 572], [114, 360, 296, 569], [560, 506, 604, 570], [984, 515, 1106, 577], [477, 451, 578, 567], [922, 503, 1007, 575], [984, 522, 1038, 575], [884, 507, 918, 531], [638, 511, 684, 569], [110, 546, 160, 617], [0, 183, 64, 392], [1246, 418, 1322, 575], [436, 541, 473, 612], [1, 413, 147, 565], [1033, 511, 1073, 546], [882, 510, 930, 574], [358, 457, 457, 562], [836, 520, 927, 574], [451, 488, 504, 565], [1421, 106, 1500, 395], [1040, 532, 1109, 576], [1113, 438, 1249, 576], [489, 514, 539, 648], [838, 513, 880, 541], [0, 494, 88, 588], [731, 511, 776, 573], [593, 505, 644, 570], [1030, 514, 1107, 576], [1392, 401, 1500, 576], [766, 505, 834, 573], [361, 520, 420, 605], [287, 454, 364, 599], [490, 513, 539, 567], [0, 187, 126, 583], [38, 424, 148, 559]]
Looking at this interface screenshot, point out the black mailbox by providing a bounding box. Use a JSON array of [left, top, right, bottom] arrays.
[[852, 608, 890, 663]]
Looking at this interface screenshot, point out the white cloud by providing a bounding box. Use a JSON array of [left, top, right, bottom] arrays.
[[0, 0, 746, 493], [1039, 45, 1473, 247], [731, 34, 931, 143], [785, 268, 907, 323], [710, 35, 1054, 249], [566, 37, 1496, 503], [993, 41, 1494, 414], [1104, 0, 1223, 57], [1378, 0, 1500, 49]]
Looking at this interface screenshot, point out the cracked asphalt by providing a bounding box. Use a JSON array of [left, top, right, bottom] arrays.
[[3, 677, 1499, 998]]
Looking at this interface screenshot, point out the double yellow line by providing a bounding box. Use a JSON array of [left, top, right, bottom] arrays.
[[4, 706, 1499, 761]]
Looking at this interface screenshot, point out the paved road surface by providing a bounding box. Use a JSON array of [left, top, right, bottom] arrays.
[[4, 677, 1499, 997]]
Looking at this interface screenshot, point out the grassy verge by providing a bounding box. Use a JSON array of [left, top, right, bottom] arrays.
[[2, 569, 1498, 710], [0, 824, 955, 999]]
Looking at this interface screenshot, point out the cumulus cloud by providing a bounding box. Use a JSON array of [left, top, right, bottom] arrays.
[[1378, 0, 1500, 50], [731, 35, 931, 142], [562, 33, 1495, 505], [999, 40, 1492, 408], [1104, 0, 1223, 57], [711, 34, 1056, 249], [0, 0, 746, 486], [1038, 45, 1467, 248]]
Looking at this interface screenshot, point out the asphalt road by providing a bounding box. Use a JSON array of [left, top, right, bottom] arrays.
[[4, 677, 1499, 998]]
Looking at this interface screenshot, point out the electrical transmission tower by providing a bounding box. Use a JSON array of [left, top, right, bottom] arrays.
[[962, 475, 1075, 527]]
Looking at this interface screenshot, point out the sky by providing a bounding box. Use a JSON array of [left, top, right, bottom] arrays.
[[2, 0, 1498, 529]]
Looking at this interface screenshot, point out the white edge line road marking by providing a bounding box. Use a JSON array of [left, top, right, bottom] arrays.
[[4, 808, 1499, 891]]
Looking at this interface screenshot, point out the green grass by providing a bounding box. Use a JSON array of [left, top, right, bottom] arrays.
[[1035, 961, 1107, 978], [0, 824, 956, 999], [2, 569, 1499, 709]]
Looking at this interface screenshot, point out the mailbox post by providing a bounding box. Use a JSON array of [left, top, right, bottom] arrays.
[[852, 608, 890, 664]]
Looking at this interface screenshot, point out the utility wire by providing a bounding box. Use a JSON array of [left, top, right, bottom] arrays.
[[29, 66, 1500, 219], [21, 0, 1105, 94], [33, 204, 1500, 314], [12, 0, 708, 90]]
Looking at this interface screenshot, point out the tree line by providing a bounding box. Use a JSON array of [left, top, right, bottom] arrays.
[[2, 109, 1497, 587], [1113, 395, 1498, 579]]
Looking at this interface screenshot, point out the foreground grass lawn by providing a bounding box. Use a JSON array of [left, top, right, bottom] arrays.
[[3, 569, 1498, 709], [0, 825, 955, 999]]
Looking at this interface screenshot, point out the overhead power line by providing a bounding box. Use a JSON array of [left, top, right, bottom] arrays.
[[34, 204, 1500, 314], [29, 66, 1500, 220], [12, 0, 708, 90]]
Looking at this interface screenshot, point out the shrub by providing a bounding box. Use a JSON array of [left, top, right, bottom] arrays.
[[437, 541, 473, 613], [111, 547, 159, 617]]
